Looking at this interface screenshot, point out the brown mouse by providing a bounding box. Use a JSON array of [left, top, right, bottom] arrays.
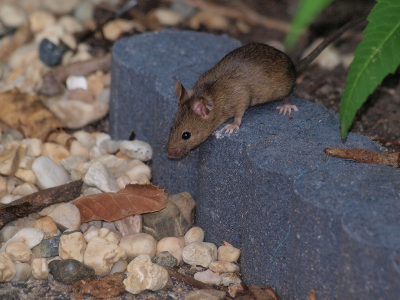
[[167, 18, 367, 159]]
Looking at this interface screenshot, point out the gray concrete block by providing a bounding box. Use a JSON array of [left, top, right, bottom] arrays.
[[110, 30, 400, 299]]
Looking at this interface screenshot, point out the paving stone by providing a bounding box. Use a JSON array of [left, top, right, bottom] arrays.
[[110, 30, 400, 299]]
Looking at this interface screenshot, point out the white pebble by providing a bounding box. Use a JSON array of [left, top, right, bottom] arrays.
[[109, 259, 127, 274], [83, 225, 100, 242], [0, 226, 19, 242], [182, 242, 217, 268], [220, 273, 241, 286], [47, 203, 81, 230], [98, 228, 120, 245], [120, 140, 153, 162], [0, 194, 21, 205], [184, 227, 204, 245], [58, 15, 83, 34], [60, 155, 87, 172], [93, 154, 127, 177], [83, 236, 126, 276], [125, 159, 151, 182], [73, 131, 96, 148], [0, 228, 44, 252], [89, 146, 108, 159], [94, 132, 111, 147], [119, 233, 157, 259], [124, 254, 169, 294], [11, 262, 31, 282], [82, 186, 102, 196], [18, 156, 33, 170], [31, 156, 70, 189], [0, 4, 26, 28], [12, 183, 38, 197], [83, 161, 119, 192], [157, 237, 185, 263], [152, 8, 184, 26], [194, 269, 221, 285], [116, 175, 130, 189], [100, 139, 121, 154], [66, 75, 87, 90]]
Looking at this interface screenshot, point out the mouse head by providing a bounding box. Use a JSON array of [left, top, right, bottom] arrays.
[[167, 81, 214, 159]]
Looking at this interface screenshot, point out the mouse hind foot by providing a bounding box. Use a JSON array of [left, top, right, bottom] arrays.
[[277, 97, 299, 115], [225, 115, 243, 134]]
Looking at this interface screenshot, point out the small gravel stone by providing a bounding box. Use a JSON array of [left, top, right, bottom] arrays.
[[109, 259, 128, 274], [156, 237, 185, 263], [31, 258, 49, 279], [39, 38, 67, 67], [209, 261, 239, 273], [0, 228, 44, 252], [194, 269, 221, 285], [74, 0, 94, 23], [60, 155, 87, 172], [58, 15, 83, 34], [0, 4, 26, 28], [0, 226, 19, 242], [125, 159, 151, 183], [93, 154, 127, 177], [59, 231, 86, 262], [98, 227, 120, 245], [83, 161, 119, 192], [0, 253, 16, 282], [124, 254, 169, 294], [41, 142, 70, 164], [69, 141, 90, 159], [0, 145, 19, 176], [114, 215, 142, 236], [83, 225, 99, 242], [49, 259, 95, 285], [119, 140, 152, 162], [47, 203, 81, 230], [31, 156, 70, 189], [29, 10, 56, 33], [119, 233, 157, 259], [31, 235, 60, 258], [83, 236, 126, 276], [11, 262, 31, 282], [220, 272, 241, 286], [185, 289, 226, 300], [20, 138, 42, 157], [153, 251, 179, 267], [66, 75, 87, 90], [184, 226, 204, 245], [218, 245, 241, 262], [14, 169, 36, 184], [182, 242, 217, 268], [5, 241, 32, 262], [72, 131, 96, 148], [32, 216, 58, 239]]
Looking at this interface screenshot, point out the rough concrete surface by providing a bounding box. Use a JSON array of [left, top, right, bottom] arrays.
[[110, 30, 400, 299]]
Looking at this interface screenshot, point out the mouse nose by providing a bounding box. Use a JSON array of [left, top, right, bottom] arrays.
[[167, 147, 184, 159]]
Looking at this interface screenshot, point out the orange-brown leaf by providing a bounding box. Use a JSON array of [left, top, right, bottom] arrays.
[[73, 184, 168, 223]]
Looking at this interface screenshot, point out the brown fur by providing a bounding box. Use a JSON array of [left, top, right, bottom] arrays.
[[167, 43, 296, 158]]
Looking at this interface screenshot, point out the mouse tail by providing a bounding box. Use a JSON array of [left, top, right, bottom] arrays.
[[295, 17, 368, 74]]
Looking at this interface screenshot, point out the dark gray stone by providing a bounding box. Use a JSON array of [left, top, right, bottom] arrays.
[[31, 235, 60, 258], [110, 30, 400, 299], [153, 251, 179, 267]]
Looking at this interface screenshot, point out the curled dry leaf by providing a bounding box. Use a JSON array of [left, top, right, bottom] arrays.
[[0, 88, 62, 141], [75, 272, 125, 299], [223, 240, 234, 247], [324, 147, 400, 168], [73, 184, 168, 223]]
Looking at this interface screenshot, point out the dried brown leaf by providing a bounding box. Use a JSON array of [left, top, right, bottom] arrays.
[[75, 272, 125, 299], [0, 88, 62, 141], [73, 184, 168, 223]]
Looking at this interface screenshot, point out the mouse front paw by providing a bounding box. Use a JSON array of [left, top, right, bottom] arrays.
[[277, 104, 299, 115], [224, 123, 239, 134]]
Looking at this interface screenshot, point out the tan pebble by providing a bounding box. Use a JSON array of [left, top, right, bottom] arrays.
[[0, 253, 16, 282], [0, 145, 19, 176], [87, 71, 104, 97], [31, 258, 49, 279], [29, 10, 56, 33], [41, 142, 70, 165], [114, 215, 142, 236], [69, 140, 90, 159], [115, 151, 131, 162], [98, 228, 121, 245], [12, 182, 38, 197], [102, 72, 111, 87], [18, 155, 33, 169], [151, 8, 184, 26], [209, 261, 239, 273], [184, 226, 204, 245], [58, 15, 83, 34], [14, 169, 36, 184], [60, 34, 77, 50], [189, 11, 229, 31], [68, 88, 95, 102], [5, 241, 32, 262], [33, 216, 58, 239], [0, 4, 26, 28], [59, 232, 86, 262], [103, 19, 141, 41], [119, 233, 157, 259], [156, 237, 185, 263], [218, 245, 241, 262]]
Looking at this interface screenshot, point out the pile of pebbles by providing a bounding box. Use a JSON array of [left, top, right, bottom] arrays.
[[0, 128, 242, 296]]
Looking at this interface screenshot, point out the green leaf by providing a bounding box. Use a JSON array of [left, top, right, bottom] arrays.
[[284, 0, 333, 49], [339, 0, 400, 138]]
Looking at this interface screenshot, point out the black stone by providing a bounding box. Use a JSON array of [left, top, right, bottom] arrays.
[[49, 259, 95, 285], [31, 235, 60, 258], [39, 38, 67, 67]]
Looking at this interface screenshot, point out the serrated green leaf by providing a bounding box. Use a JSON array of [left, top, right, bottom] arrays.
[[339, 0, 400, 138], [284, 0, 333, 49]]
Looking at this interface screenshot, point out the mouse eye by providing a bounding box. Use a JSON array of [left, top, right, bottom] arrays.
[[182, 132, 191, 140]]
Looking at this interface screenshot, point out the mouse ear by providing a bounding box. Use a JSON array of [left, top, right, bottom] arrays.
[[175, 81, 189, 105], [190, 97, 212, 118]]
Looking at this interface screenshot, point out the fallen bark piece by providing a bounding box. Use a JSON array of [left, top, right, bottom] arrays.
[[75, 272, 125, 299], [324, 147, 400, 167], [73, 184, 168, 223], [0, 180, 83, 229], [0, 88, 62, 141], [39, 54, 111, 96]]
